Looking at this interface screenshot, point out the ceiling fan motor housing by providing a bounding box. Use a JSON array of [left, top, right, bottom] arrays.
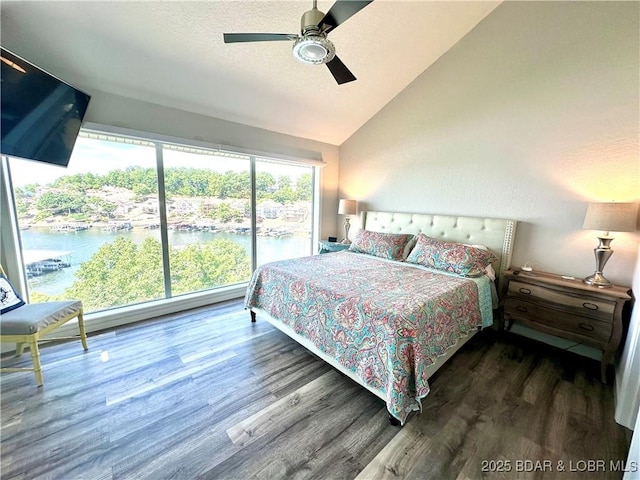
[[300, 7, 324, 33], [293, 7, 335, 65]]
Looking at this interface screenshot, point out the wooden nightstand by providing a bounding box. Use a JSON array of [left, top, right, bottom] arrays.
[[502, 269, 632, 383], [318, 241, 351, 254]]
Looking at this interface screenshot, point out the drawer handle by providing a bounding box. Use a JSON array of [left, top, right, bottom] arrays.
[[578, 323, 594, 332], [583, 302, 599, 311], [515, 305, 528, 313], [518, 288, 532, 295]]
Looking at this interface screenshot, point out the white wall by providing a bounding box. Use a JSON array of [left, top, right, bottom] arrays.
[[339, 1, 639, 287], [616, 245, 640, 429]]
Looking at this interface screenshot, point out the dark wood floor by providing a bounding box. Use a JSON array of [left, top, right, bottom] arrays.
[[0, 299, 631, 479]]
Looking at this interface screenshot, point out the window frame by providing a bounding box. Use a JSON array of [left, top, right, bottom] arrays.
[[0, 122, 323, 334]]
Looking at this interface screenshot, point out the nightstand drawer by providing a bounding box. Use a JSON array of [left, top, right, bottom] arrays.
[[507, 280, 616, 322], [504, 298, 613, 344]]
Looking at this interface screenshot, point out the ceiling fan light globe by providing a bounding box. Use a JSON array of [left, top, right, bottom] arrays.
[[292, 36, 335, 65], [302, 43, 326, 60]]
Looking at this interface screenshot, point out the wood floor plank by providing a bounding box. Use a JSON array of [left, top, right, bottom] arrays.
[[0, 300, 632, 480], [201, 384, 372, 480], [354, 421, 433, 480], [338, 402, 399, 467], [106, 350, 236, 406], [227, 370, 342, 446]]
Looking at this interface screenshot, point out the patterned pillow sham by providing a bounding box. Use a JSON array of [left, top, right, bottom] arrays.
[[0, 273, 25, 314], [405, 234, 498, 277], [349, 230, 415, 261]]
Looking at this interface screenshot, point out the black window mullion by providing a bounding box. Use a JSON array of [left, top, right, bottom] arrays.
[[249, 156, 258, 272], [155, 143, 172, 298]]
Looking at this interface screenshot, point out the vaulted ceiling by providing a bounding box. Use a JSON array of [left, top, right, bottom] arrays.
[[0, 1, 500, 145]]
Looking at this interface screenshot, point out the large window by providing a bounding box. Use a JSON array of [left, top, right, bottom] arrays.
[[255, 158, 314, 266], [7, 128, 318, 314]]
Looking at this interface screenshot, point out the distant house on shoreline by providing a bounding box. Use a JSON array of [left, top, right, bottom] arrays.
[[257, 201, 283, 219]]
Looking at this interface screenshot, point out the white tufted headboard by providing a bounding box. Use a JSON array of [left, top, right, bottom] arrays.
[[360, 211, 517, 285]]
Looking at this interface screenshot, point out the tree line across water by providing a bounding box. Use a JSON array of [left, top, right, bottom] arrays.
[[15, 166, 312, 221]]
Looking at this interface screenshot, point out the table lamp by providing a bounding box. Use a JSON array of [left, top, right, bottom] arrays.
[[338, 199, 357, 244], [582, 202, 637, 287]]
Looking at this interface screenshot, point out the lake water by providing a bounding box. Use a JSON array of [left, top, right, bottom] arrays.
[[20, 227, 312, 295]]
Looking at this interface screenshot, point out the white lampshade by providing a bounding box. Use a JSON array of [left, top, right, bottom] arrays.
[[338, 199, 357, 215], [582, 203, 638, 233]]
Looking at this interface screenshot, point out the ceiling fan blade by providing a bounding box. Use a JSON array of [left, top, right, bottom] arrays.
[[223, 33, 299, 43], [319, 0, 373, 33], [326, 56, 356, 85]]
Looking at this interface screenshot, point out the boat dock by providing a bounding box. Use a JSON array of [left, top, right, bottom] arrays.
[[23, 250, 72, 277]]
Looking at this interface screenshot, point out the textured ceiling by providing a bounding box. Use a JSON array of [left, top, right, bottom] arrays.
[[0, 1, 500, 145]]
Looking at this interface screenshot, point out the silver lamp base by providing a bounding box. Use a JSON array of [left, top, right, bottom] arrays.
[[583, 272, 613, 288], [583, 235, 615, 288], [341, 216, 352, 244]]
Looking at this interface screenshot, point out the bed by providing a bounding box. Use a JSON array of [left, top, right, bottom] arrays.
[[245, 211, 517, 425]]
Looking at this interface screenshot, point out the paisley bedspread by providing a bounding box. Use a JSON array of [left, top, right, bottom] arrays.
[[244, 250, 493, 424]]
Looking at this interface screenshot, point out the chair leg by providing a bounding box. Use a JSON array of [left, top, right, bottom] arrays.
[[77, 310, 88, 351], [15, 342, 26, 357], [28, 338, 44, 387]]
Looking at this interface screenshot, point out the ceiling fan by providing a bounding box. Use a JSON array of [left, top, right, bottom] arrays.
[[223, 0, 373, 85]]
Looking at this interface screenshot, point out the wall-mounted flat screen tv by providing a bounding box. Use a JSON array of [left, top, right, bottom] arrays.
[[1, 47, 91, 167]]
